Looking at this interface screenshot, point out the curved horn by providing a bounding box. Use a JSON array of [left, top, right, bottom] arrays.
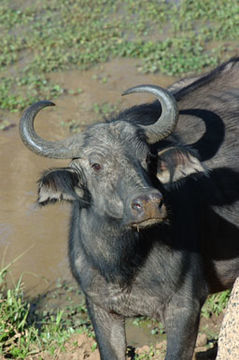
[[19, 101, 84, 159], [122, 84, 178, 144]]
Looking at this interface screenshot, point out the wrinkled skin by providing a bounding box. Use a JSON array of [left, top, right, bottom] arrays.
[[23, 58, 239, 360]]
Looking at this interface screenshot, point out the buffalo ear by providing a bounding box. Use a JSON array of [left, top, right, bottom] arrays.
[[157, 147, 205, 184], [38, 168, 84, 205]]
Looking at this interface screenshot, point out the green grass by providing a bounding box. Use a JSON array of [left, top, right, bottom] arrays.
[[201, 290, 231, 319], [0, 264, 94, 359], [0, 0, 238, 111], [134, 346, 162, 360]]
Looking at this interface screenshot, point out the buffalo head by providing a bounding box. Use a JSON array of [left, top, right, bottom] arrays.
[[19, 85, 181, 228]]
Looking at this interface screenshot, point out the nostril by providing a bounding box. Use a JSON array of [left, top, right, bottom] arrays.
[[131, 202, 142, 211]]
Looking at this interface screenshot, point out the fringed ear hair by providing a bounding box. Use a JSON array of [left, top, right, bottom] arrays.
[[38, 168, 84, 205], [157, 147, 206, 184]]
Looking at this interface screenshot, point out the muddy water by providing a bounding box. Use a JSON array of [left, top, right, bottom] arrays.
[[0, 59, 176, 298], [0, 110, 71, 296]]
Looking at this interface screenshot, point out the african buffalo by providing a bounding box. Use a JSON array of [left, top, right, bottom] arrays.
[[19, 58, 239, 360]]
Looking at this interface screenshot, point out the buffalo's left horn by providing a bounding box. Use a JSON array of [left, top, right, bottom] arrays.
[[19, 101, 84, 159], [122, 85, 178, 143]]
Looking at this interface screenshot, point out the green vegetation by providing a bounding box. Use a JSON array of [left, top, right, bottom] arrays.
[[0, 265, 94, 358], [0, 0, 238, 111], [92, 101, 120, 118], [134, 346, 162, 360], [201, 290, 231, 319]]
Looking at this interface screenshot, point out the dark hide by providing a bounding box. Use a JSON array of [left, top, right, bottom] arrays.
[[36, 58, 239, 360]]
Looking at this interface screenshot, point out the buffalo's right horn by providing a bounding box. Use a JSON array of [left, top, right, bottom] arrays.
[[122, 85, 178, 143], [19, 101, 84, 159]]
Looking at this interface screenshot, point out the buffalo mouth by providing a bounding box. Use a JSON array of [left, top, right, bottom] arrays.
[[131, 215, 167, 230]]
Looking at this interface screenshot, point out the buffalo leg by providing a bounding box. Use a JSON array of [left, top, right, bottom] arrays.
[[86, 298, 126, 360], [164, 300, 201, 360]]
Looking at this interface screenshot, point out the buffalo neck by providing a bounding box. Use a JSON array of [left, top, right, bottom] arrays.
[[71, 202, 154, 285]]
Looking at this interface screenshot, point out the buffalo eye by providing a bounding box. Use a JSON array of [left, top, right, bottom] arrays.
[[91, 163, 102, 171]]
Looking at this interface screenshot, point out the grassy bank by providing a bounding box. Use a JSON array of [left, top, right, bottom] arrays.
[[0, 0, 238, 111], [0, 265, 95, 359]]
